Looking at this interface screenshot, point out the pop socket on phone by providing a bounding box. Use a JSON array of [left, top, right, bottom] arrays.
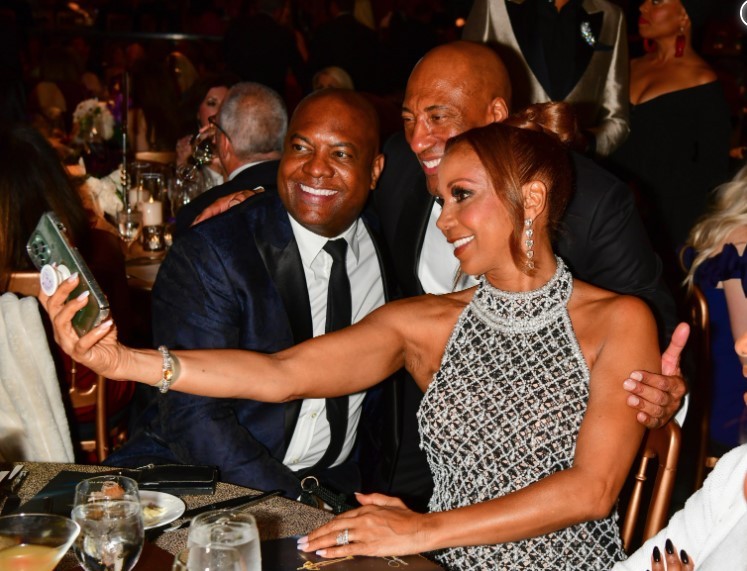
[[40, 263, 72, 296]]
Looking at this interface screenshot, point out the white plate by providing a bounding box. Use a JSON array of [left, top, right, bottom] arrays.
[[140, 490, 186, 530]]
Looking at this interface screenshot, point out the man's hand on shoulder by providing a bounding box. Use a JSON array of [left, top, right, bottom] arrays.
[[624, 322, 690, 429], [192, 186, 265, 226]]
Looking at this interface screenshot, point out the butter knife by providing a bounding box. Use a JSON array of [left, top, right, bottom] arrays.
[[145, 489, 283, 541]]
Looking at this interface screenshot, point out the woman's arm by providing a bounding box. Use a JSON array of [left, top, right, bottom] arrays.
[[42, 274, 413, 402], [303, 293, 659, 557]]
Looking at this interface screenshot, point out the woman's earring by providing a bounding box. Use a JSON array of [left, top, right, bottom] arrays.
[[643, 38, 655, 53], [675, 27, 685, 57], [524, 218, 535, 270]]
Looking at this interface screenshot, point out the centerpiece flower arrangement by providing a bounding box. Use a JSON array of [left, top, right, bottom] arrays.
[[70, 98, 123, 177], [79, 165, 125, 219], [72, 99, 116, 144]]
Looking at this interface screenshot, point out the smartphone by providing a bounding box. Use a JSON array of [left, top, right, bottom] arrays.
[[26, 211, 110, 336]]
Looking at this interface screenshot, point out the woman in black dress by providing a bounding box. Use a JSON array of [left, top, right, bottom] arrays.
[[609, 0, 730, 251]]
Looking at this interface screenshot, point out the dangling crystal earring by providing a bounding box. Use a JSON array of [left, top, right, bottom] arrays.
[[675, 27, 685, 57], [524, 218, 535, 270]]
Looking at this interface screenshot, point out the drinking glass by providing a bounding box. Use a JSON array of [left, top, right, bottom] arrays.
[[172, 545, 243, 571], [138, 173, 166, 203], [0, 513, 80, 571], [71, 476, 144, 571], [188, 510, 260, 570], [170, 169, 204, 216], [117, 208, 142, 253], [74, 475, 140, 506]]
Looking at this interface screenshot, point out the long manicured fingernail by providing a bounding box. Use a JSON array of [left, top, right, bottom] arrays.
[[297, 540, 308, 550], [316, 550, 327, 557], [630, 371, 643, 381], [628, 395, 641, 406], [623, 378, 636, 390], [680, 549, 689, 564], [67, 272, 79, 282], [652, 546, 661, 562], [665, 539, 674, 554], [99, 320, 113, 330], [76, 290, 90, 301]]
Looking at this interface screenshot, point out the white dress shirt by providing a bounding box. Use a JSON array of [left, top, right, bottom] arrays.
[[418, 201, 477, 294], [282, 215, 385, 470]]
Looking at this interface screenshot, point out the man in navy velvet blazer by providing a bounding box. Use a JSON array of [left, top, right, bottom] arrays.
[[173, 82, 285, 238], [107, 89, 395, 499]]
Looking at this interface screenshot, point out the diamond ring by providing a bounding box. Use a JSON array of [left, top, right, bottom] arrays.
[[336, 528, 349, 546]]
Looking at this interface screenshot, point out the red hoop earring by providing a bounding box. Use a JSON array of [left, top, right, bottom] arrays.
[[675, 29, 685, 57]]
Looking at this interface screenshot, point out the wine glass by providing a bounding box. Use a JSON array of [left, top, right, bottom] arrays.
[[188, 510, 260, 570], [173, 128, 214, 205], [71, 476, 144, 571], [117, 208, 142, 253], [0, 513, 80, 571], [172, 545, 243, 571]]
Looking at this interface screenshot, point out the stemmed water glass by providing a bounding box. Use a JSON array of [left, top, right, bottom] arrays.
[[71, 476, 144, 571], [187, 510, 260, 570], [117, 208, 142, 253]]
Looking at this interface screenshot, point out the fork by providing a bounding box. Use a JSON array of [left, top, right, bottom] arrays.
[[0, 464, 28, 515]]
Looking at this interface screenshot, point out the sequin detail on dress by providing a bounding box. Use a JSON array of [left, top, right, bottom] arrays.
[[418, 258, 624, 570]]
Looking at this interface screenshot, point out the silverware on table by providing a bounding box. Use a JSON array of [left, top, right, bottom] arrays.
[[144, 489, 283, 541], [0, 465, 28, 515]]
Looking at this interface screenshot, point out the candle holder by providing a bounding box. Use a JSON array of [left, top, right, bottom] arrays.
[[142, 224, 165, 252]]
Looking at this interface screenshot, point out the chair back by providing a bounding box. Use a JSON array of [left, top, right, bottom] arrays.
[[134, 151, 176, 165], [7, 271, 40, 297], [620, 420, 682, 553], [6, 271, 111, 462], [686, 284, 717, 489], [678, 248, 717, 490]]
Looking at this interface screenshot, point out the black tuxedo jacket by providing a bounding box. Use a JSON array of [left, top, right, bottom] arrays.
[[109, 190, 397, 498], [173, 160, 280, 239], [370, 131, 677, 506]]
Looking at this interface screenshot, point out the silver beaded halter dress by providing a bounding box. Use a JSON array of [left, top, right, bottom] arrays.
[[418, 258, 625, 570]]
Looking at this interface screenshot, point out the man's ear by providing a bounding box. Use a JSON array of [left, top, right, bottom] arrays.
[[489, 97, 510, 125], [523, 180, 547, 220], [369, 153, 385, 190]]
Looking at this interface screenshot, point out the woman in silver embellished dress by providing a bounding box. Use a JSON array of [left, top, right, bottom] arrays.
[[43, 121, 660, 570]]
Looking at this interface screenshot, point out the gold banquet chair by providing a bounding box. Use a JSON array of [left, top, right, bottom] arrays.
[[7, 271, 115, 462], [620, 420, 682, 553], [134, 151, 176, 165], [684, 283, 718, 490]]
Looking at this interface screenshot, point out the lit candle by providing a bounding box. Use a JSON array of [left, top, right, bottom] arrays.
[[141, 199, 163, 226]]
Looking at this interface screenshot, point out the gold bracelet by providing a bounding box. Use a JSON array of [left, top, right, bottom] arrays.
[[156, 346, 179, 393]]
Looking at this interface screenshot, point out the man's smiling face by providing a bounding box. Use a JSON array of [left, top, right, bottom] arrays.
[[278, 91, 383, 238]]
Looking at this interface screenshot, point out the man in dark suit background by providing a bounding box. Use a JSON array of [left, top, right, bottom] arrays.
[[107, 89, 394, 499], [371, 40, 686, 509], [173, 82, 285, 238]]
